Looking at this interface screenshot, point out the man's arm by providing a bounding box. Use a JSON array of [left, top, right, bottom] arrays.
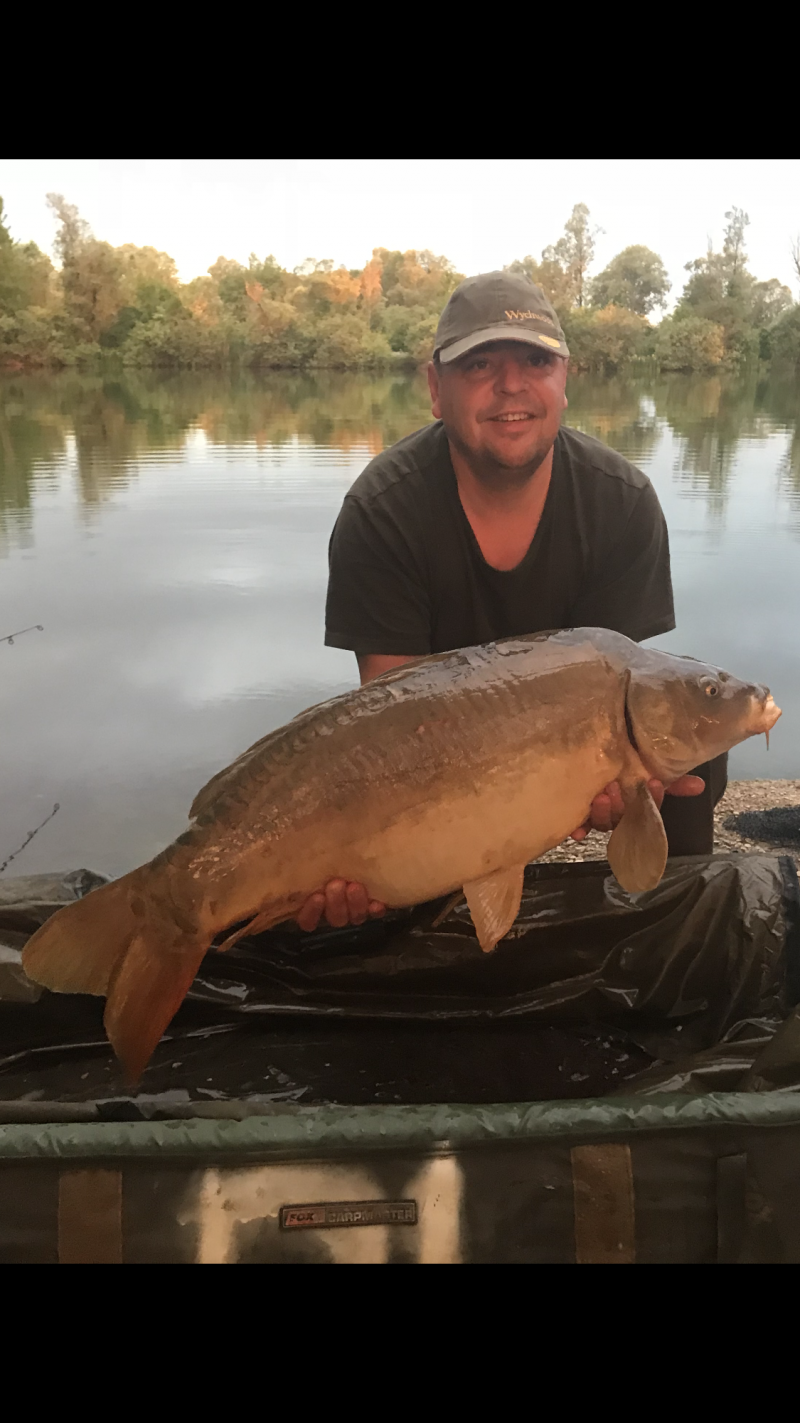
[[325, 496, 433, 658], [357, 653, 419, 684]]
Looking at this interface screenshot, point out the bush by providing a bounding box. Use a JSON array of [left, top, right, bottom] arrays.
[[0, 308, 96, 367], [562, 305, 650, 373], [119, 312, 228, 368], [307, 314, 395, 369], [655, 316, 725, 371]]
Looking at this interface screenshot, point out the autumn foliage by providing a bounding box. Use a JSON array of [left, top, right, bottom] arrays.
[[0, 195, 797, 374]]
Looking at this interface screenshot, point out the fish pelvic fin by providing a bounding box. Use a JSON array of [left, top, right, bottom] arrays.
[[607, 779, 668, 894], [104, 928, 209, 1084], [21, 869, 144, 997], [463, 863, 525, 953]]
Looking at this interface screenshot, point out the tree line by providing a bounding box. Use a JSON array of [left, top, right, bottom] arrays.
[[1, 195, 799, 375]]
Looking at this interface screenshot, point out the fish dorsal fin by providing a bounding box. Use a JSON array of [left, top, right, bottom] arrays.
[[607, 779, 668, 894], [463, 864, 525, 953]]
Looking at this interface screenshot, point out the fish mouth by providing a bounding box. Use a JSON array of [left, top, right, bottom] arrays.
[[749, 692, 781, 740]]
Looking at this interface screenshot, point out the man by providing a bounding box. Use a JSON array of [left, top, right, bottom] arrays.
[[298, 271, 725, 932]]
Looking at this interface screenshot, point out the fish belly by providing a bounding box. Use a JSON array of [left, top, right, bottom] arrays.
[[245, 738, 621, 914]]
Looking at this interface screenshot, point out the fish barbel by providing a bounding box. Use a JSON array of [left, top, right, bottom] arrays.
[[22, 628, 780, 1079]]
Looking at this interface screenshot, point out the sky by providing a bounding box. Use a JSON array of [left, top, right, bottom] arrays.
[[2, 158, 799, 306]]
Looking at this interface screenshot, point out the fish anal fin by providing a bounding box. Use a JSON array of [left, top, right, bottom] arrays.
[[104, 931, 210, 1085], [607, 779, 668, 894], [463, 864, 525, 953]]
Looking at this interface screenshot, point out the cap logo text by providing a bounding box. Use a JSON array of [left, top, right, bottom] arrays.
[[504, 310, 557, 329]]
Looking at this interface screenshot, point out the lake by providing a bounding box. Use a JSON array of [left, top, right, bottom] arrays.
[[1, 368, 798, 879]]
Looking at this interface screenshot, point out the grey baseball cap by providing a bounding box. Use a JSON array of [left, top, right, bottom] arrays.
[[434, 270, 569, 364]]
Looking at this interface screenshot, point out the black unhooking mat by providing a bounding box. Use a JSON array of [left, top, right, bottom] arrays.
[[1, 853, 799, 1118]]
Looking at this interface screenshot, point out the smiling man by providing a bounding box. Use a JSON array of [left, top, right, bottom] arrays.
[[299, 271, 721, 931]]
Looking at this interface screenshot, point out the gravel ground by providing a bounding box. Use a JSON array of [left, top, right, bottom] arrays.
[[537, 779, 800, 867]]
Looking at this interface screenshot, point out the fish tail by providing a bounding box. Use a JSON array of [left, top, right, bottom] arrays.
[[22, 869, 143, 997], [21, 869, 209, 1083]]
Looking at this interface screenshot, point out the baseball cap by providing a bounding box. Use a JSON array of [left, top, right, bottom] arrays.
[[434, 270, 569, 364]]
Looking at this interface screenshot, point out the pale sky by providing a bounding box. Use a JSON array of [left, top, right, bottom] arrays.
[[2, 159, 799, 306]]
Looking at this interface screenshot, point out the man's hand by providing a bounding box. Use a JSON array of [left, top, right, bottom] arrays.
[[570, 775, 705, 841], [296, 880, 386, 932]]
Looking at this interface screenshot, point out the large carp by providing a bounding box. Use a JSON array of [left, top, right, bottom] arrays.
[[22, 627, 780, 1080]]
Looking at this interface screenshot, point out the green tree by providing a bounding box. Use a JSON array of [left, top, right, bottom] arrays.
[[0, 197, 54, 317], [382, 304, 439, 361], [679, 210, 754, 320], [590, 245, 670, 316], [673, 209, 782, 368], [46, 194, 126, 344], [115, 244, 179, 299], [46, 193, 91, 265], [504, 256, 574, 314], [769, 305, 800, 369], [247, 253, 284, 294], [750, 278, 793, 327], [207, 256, 249, 310], [723, 207, 749, 289], [375, 249, 460, 308], [542, 203, 602, 307]]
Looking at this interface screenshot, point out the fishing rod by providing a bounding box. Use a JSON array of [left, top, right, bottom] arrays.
[[0, 621, 57, 871], [0, 625, 43, 646], [0, 803, 60, 875]]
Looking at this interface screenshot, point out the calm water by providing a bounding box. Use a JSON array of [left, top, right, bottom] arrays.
[[1, 368, 799, 879]]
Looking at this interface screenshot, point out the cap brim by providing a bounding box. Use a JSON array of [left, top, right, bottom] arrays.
[[437, 325, 569, 363]]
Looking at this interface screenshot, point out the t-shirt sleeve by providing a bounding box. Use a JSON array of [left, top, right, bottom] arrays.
[[568, 479, 675, 642], [325, 495, 433, 656]]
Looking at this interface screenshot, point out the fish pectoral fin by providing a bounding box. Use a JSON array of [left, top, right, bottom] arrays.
[[607, 779, 668, 894], [463, 864, 525, 953]]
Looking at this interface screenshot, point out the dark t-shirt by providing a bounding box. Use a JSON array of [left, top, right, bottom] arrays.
[[325, 421, 675, 656]]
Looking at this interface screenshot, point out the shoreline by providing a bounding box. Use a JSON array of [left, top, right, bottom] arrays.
[[539, 779, 800, 867]]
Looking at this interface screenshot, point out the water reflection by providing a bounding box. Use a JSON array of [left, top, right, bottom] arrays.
[[0, 370, 435, 507], [766, 377, 800, 515], [4, 368, 798, 525], [558, 374, 661, 467], [0, 368, 798, 877]]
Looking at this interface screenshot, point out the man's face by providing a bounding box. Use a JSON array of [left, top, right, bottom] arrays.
[[427, 340, 568, 481]]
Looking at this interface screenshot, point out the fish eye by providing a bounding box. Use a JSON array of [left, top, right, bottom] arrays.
[[703, 680, 720, 698]]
